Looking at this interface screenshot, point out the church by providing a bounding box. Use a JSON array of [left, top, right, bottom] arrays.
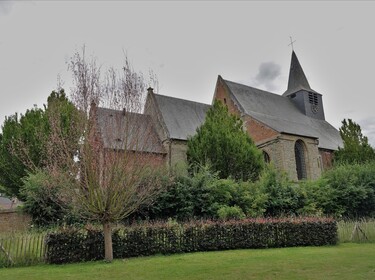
[[143, 51, 342, 181], [95, 51, 343, 181]]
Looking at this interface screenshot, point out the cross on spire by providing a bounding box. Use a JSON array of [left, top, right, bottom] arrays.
[[288, 36, 296, 51]]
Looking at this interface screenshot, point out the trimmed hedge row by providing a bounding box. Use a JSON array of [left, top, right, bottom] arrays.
[[45, 217, 337, 264]]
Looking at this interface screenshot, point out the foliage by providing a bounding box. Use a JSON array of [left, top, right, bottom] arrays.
[[0, 110, 46, 198], [305, 163, 375, 217], [255, 165, 308, 217], [217, 206, 245, 220], [0, 90, 80, 198], [334, 118, 375, 164], [133, 166, 267, 221], [187, 100, 264, 182], [20, 170, 80, 227], [45, 217, 337, 264]]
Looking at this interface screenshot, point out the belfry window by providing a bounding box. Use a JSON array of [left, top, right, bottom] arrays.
[[308, 92, 318, 106], [294, 140, 307, 180]]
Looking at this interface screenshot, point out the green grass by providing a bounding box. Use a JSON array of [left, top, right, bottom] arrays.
[[1, 243, 375, 280], [338, 219, 375, 243]]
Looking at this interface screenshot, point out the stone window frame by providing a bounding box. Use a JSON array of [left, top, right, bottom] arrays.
[[262, 150, 271, 164], [294, 139, 308, 180]]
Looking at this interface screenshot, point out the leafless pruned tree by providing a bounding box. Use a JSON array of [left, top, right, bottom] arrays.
[[63, 47, 166, 262]]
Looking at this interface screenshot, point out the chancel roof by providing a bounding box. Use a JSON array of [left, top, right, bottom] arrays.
[[224, 79, 343, 150], [96, 107, 166, 154], [153, 94, 211, 140]]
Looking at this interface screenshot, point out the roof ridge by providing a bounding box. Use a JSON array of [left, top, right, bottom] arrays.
[[223, 79, 280, 97], [154, 93, 210, 106]]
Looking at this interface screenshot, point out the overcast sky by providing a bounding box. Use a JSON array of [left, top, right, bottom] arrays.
[[1, 1, 374, 146]]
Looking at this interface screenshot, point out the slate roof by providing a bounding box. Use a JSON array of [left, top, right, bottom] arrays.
[[283, 51, 318, 97], [224, 79, 343, 151], [153, 94, 211, 140], [96, 107, 166, 154]]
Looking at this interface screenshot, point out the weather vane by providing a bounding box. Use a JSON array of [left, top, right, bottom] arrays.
[[288, 36, 296, 51]]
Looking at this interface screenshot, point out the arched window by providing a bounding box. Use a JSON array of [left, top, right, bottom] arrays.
[[294, 140, 307, 180], [263, 151, 270, 164]]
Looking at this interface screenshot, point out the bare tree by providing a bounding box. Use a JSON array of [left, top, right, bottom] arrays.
[[64, 47, 166, 262]]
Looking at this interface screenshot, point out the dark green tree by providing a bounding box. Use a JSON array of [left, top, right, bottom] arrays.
[[334, 119, 375, 164], [0, 108, 47, 198], [187, 100, 264, 182], [0, 89, 81, 198]]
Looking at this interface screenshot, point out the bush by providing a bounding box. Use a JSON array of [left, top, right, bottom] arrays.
[[132, 167, 268, 221], [256, 165, 307, 217], [217, 206, 245, 220], [20, 170, 81, 227], [45, 217, 337, 264], [306, 163, 375, 217]]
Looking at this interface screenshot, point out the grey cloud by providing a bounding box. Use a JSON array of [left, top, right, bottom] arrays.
[[0, 1, 14, 16], [254, 62, 281, 91]]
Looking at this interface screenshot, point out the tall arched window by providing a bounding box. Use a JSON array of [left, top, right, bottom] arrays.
[[294, 140, 307, 180]]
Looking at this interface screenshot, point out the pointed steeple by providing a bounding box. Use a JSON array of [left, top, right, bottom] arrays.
[[283, 51, 316, 96]]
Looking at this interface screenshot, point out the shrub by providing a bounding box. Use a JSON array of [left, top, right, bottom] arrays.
[[217, 206, 245, 220], [20, 170, 81, 227], [256, 165, 307, 216], [45, 217, 337, 264], [307, 163, 375, 217]]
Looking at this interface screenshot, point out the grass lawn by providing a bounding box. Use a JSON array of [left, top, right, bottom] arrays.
[[1, 243, 375, 280]]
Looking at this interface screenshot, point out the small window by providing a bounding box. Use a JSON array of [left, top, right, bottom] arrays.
[[223, 98, 227, 104]]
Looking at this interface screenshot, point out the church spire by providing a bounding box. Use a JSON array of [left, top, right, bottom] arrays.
[[283, 51, 315, 96]]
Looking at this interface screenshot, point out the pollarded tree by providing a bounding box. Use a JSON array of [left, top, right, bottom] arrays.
[[59, 47, 165, 262], [334, 118, 375, 165], [187, 100, 264, 182]]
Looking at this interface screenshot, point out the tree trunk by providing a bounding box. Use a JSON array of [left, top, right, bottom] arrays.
[[103, 222, 113, 262]]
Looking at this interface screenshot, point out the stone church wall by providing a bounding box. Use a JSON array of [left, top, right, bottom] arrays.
[[170, 140, 188, 168], [277, 134, 322, 181]]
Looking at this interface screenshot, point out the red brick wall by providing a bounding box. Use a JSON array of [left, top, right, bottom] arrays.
[[243, 116, 279, 143], [214, 77, 279, 144], [319, 149, 335, 170], [0, 210, 31, 233]]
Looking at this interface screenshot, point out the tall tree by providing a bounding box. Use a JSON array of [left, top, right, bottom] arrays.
[[334, 118, 375, 164], [59, 47, 165, 262], [0, 107, 47, 198], [187, 100, 264, 182], [0, 90, 80, 198]]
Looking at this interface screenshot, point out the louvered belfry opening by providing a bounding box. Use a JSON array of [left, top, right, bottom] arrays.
[[294, 140, 307, 180]]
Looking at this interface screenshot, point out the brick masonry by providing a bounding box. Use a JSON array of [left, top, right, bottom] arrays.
[[0, 210, 31, 233]]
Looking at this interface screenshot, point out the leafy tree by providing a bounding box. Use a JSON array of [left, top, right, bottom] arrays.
[[187, 100, 264, 182], [0, 90, 80, 198], [0, 108, 47, 198], [335, 118, 375, 164]]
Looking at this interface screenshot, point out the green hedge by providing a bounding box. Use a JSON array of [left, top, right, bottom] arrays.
[[45, 218, 337, 264]]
